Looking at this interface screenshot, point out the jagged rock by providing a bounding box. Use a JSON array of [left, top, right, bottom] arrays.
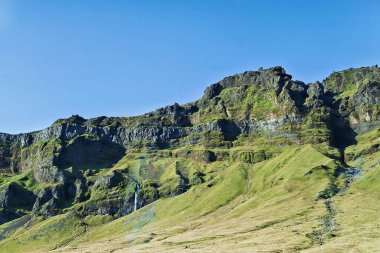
[[31, 184, 70, 218], [38, 198, 59, 218], [323, 66, 380, 94], [203, 83, 224, 99], [56, 135, 126, 170], [82, 198, 128, 217], [97, 200, 120, 215], [1, 65, 380, 227], [93, 171, 123, 190], [34, 166, 65, 184], [203, 67, 292, 100], [74, 179, 88, 203], [349, 81, 380, 123], [149, 103, 197, 127], [0, 140, 12, 173], [277, 81, 306, 116], [305, 82, 326, 108], [53, 114, 86, 126], [31, 185, 66, 216], [0, 183, 36, 224], [0, 183, 36, 209], [32, 188, 52, 210], [78, 179, 142, 217]]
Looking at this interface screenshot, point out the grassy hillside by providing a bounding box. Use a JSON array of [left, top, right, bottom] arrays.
[[0, 66, 379, 252], [0, 128, 378, 252]]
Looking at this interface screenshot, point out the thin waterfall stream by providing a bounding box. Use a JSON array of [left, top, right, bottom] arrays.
[[134, 183, 141, 212]]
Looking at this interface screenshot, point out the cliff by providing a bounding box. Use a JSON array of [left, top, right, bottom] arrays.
[[0, 65, 379, 252]]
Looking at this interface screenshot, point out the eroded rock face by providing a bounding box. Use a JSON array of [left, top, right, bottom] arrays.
[[34, 166, 65, 184], [0, 65, 377, 155], [323, 66, 380, 94], [349, 81, 380, 123], [0, 183, 36, 225], [35, 198, 59, 218], [56, 136, 126, 170], [0, 65, 379, 225], [323, 66, 380, 127], [93, 171, 123, 190], [0, 183, 36, 209], [149, 103, 197, 127], [0, 141, 12, 173], [74, 179, 87, 203], [305, 82, 326, 109], [203, 67, 292, 100], [80, 179, 142, 218], [0, 66, 378, 173]]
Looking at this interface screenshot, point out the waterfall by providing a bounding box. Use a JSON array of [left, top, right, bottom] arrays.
[[134, 183, 141, 212], [133, 192, 137, 211]]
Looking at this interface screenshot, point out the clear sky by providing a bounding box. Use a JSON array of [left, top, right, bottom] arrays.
[[0, 0, 379, 134]]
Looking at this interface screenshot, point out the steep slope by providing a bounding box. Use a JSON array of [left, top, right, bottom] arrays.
[[0, 65, 379, 252]]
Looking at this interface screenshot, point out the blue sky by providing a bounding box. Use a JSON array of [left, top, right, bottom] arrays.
[[0, 0, 379, 134]]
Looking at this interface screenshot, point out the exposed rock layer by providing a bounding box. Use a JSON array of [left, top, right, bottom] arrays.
[[0, 65, 379, 225]]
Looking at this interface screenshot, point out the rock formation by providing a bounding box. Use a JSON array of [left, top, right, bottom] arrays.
[[0, 65, 379, 227]]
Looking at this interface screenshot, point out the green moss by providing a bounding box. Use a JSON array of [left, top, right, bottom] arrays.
[[19, 139, 62, 176], [1, 132, 379, 252], [158, 162, 186, 196], [0, 171, 46, 191], [84, 215, 113, 227], [340, 82, 357, 98], [141, 180, 159, 203], [230, 149, 272, 164], [0, 212, 87, 253]]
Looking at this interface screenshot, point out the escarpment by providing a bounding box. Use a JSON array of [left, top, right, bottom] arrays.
[[0, 65, 379, 227]]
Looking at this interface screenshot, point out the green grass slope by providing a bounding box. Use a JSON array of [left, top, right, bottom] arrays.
[[0, 126, 379, 252], [2, 139, 375, 252]]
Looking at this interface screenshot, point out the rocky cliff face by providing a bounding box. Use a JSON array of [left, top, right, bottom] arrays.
[[0, 65, 379, 226]]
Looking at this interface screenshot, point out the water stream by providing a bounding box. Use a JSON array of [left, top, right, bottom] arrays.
[[134, 183, 141, 212]]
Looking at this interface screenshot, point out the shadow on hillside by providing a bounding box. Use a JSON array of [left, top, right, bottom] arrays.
[[331, 122, 357, 163], [55, 137, 126, 170]]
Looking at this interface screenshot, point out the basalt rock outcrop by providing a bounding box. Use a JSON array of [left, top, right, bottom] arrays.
[[0, 65, 379, 226]]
